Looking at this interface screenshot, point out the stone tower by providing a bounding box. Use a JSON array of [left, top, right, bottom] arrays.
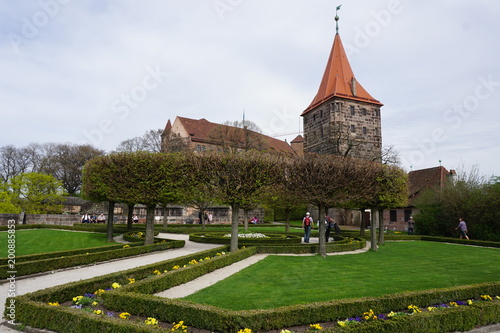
[[301, 12, 383, 162]]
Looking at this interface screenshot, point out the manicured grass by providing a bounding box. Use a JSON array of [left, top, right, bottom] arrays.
[[0, 229, 117, 256], [183, 241, 500, 310]]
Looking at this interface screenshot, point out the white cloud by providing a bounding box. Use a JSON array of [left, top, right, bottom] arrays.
[[0, 0, 499, 176]]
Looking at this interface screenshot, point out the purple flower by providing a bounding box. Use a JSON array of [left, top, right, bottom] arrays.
[[84, 293, 96, 299], [71, 305, 82, 309], [457, 301, 466, 306], [106, 312, 114, 317], [378, 314, 386, 320]]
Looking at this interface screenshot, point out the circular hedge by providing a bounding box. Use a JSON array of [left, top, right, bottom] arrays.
[[189, 232, 302, 245]]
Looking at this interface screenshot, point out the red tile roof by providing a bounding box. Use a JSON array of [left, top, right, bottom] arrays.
[[173, 116, 296, 154], [408, 166, 455, 205], [302, 33, 382, 115]]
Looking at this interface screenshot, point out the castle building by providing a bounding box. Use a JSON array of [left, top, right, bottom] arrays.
[[301, 12, 383, 161], [161, 116, 300, 155]]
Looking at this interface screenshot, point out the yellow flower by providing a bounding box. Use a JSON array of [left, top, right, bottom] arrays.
[[407, 305, 422, 314], [111, 282, 121, 289], [92, 301, 98, 306], [337, 320, 348, 327], [93, 310, 103, 315], [427, 306, 437, 312], [449, 302, 458, 307], [128, 278, 135, 284], [363, 309, 377, 320], [119, 312, 131, 319], [172, 265, 181, 270], [144, 317, 158, 326], [72, 296, 83, 303], [123, 244, 130, 248], [188, 259, 198, 265], [48, 302, 60, 306], [309, 323, 323, 330], [237, 329, 252, 333], [153, 270, 161, 275], [171, 321, 188, 332], [94, 289, 105, 295], [467, 300, 474, 305], [481, 295, 493, 301]]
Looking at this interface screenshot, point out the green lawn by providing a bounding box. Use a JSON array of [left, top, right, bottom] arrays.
[[183, 241, 500, 310], [0, 229, 116, 256]]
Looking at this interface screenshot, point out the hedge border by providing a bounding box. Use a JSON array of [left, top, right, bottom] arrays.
[[5, 239, 500, 332], [0, 239, 184, 279], [189, 232, 302, 245]]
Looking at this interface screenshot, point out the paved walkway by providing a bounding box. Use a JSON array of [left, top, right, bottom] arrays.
[[1, 235, 499, 333]]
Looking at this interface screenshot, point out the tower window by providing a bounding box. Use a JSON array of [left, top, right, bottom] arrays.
[[350, 125, 356, 133], [362, 127, 367, 135], [350, 106, 355, 115], [361, 108, 367, 115]]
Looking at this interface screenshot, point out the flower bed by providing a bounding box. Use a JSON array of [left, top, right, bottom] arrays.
[[5, 240, 500, 332], [189, 232, 302, 245]]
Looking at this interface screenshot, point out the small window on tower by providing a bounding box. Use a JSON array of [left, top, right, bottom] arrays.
[[350, 106, 355, 115], [350, 125, 355, 133], [362, 127, 367, 135], [362, 108, 367, 115]]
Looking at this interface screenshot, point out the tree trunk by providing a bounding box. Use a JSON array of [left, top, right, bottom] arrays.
[[285, 209, 290, 233], [107, 201, 115, 242], [243, 209, 249, 232], [318, 205, 326, 257], [378, 208, 385, 245], [201, 209, 206, 231], [230, 203, 240, 252], [162, 205, 168, 229], [359, 208, 365, 237], [127, 203, 134, 231], [370, 208, 378, 251], [145, 204, 155, 245]]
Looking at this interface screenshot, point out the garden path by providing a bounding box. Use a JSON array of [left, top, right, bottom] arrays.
[[1, 234, 499, 333]]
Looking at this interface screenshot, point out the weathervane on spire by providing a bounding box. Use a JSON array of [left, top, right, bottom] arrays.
[[335, 4, 342, 34]]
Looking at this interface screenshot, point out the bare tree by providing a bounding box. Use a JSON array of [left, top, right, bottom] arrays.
[[208, 120, 265, 153], [161, 128, 190, 153], [329, 122, 364, 158], [41, 143, 104, 195], [115, 129, 163, 153], [381, 144, 402, 166], [0, 145, 34, 182]]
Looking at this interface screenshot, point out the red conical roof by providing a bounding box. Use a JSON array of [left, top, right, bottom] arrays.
[[302, 33, 382, 116]]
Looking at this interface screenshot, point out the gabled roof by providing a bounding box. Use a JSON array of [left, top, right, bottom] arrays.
[[291, 135, 304, 144], [408, 166, 456, 205], [302, 33, 382, 116], [170, 116, 296, 154]]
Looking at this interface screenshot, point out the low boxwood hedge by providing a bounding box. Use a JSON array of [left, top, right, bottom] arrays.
[[5, 239, 500, 333], [256, 237, 366, 254], [189, 232, 302, 245], [0, 238, 184, 279]]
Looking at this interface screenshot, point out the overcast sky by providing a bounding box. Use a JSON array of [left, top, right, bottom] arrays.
[[1, 1, 499, 177]]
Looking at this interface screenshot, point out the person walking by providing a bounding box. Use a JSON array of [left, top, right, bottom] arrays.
[[407, 216, 415, 235], [324, 214, 333, 242], [302, 212, 314, 243], [455, 217, 469, 240]]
